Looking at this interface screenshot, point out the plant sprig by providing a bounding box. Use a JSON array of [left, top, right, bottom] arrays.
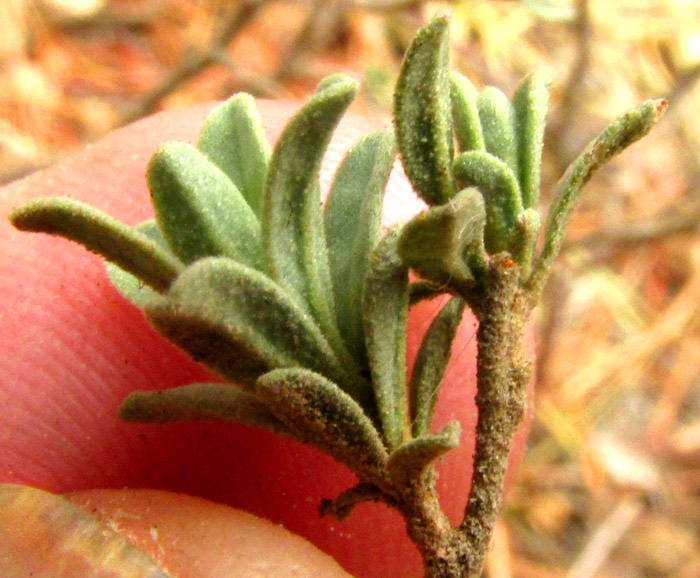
[[10, 13, 665, 578]]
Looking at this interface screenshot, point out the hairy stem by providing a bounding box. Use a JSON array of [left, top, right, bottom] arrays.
[[398, 470, 469, 578], [459, 256, 531, 577], [396, 258, 530, 578]]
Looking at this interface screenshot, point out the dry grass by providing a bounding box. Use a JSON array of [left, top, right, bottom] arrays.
[[3, 1, 700, 576]]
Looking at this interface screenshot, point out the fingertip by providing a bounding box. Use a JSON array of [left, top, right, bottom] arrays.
[[65, 489, 355, 578]]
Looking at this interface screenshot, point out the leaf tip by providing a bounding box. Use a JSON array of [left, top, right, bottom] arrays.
[[8, 204, 30, 230], [9, 198, 63, 233], [315, 73, 358, 95]]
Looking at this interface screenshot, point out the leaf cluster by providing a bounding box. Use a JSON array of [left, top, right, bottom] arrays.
[[9, 13, 667, 558], [394, 14, 666, 313], [9, 75, 463, 504]]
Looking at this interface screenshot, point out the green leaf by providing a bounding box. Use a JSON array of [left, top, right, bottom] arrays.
[[450, 71, 485, 153], [135, 219, 167, 244], [119, 383, 288, 434], [145, 257, 368, 403], [452, 151, 523, 254], [387, 421, 461, 488], [478, 87, 519, 175], [362, 227, 410, 451], [324, 129, 396, 366], [105, 220, 168, 308], [148, 142, 264, 269], [105, 263, 158, 309], [394, 14, 454, 205], [197, 93, 270, 218], [409, 297, 465, 437], [256, 368, 388, 480], [408, 281, 445, 306], [511, 208, 541, 280], [397, 188, 487, 292], [531, 99, 667, 295], [9, 198, 182, 293], [513, 69, 551, 209], [262, 74, 357, 365], [315, 73, 353, 93]]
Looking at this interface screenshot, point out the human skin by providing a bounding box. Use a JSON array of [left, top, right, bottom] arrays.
[[0, 101, 532, 578]]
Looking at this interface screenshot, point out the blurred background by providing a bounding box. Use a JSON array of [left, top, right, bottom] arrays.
[[2, 1, 700, 576]]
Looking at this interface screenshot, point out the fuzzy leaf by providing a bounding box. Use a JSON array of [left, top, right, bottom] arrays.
[[394, 14, 454, 205], [256, 368, 388, 480], [452, 150, 523, 254], [532, 99, 667, 294], [262, 74, 357, 365], [478, 87, 519, 175], [513, 69, 551, 209], [197, 93, 270, 218], [398, 188, 487, 291], [105, 220, 168, 308], [409, 297, 465, 437], [148, 142, 264, 269], [105, 263, 159, 309], [315, 73, 352, 93], [408, 281, 445, 306], [362, 227, 410, 450], [511, 208, 541, 280], [10, 198, 182, 293], [387, 421, 461, 487], [450, 71, 485, 153], [324, 129, 396, 366], [145, 257, 368, 403], [119, 382, 288, 434]]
